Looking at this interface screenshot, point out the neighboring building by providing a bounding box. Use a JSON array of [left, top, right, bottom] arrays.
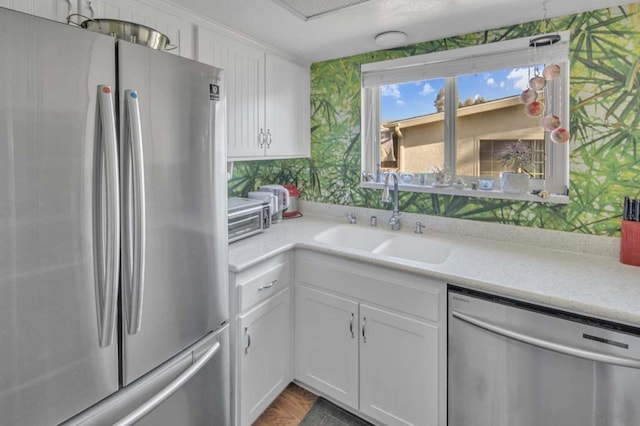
[[382, 96, 545, 178]]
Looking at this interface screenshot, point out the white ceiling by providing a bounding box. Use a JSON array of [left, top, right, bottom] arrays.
[[170, 0, 632, 64]]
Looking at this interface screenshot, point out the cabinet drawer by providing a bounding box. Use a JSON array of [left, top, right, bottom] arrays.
[[238, 257, 291, 311]]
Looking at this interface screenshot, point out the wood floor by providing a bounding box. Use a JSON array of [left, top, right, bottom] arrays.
[[253, 383, 318, 426]]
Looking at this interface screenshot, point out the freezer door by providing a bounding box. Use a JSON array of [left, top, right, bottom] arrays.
[[0, 8, 119, 426], [62, 325, 230, 426], [118, 41, 229, 384]]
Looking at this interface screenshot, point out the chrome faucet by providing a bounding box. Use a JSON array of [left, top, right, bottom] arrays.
[[345, 190, 357, 224], [382, 172, 402, 230]]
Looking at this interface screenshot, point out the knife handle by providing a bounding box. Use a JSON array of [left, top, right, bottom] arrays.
[[623, 196, 629, 221]]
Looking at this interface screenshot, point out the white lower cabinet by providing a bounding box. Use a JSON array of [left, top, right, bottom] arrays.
[[295, 250, 446, 426], [359, 303, 439, 426], [295, 285, 359, 409], [230, 254, 293, 426], [238, 287, 291, 426]]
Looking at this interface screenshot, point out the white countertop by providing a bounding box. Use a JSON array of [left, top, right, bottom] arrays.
[[229, 209, 640, 327]]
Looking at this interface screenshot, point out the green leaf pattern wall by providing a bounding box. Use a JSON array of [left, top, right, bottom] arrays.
[[229, 3, 640, 236]]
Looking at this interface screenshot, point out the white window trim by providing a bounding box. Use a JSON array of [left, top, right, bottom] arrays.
[[361, 31, 570, 203]]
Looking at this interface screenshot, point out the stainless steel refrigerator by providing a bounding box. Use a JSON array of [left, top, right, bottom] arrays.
[[0, 7, 229, 425]]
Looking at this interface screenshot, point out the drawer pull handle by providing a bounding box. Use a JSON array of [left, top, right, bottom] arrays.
[[244, 327, 251, 355], [350, 313, 355, 338], [362, 316, 367, 343], [258, 280, 277, 291]]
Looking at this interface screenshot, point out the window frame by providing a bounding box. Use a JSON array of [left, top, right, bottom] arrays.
[[361, 32, 570, 203]]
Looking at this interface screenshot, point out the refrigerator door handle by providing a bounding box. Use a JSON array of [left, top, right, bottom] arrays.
[[95, 85, 120, 348], [122, 89, 146, 335], [113, 340, 222, 426]]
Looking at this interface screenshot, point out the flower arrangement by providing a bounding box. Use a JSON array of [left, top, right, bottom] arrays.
[[496, 140, 534, 174], [426, 165, 451, 185]]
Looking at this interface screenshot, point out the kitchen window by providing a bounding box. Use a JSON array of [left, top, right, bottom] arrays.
[[361, 32, 570, 202]]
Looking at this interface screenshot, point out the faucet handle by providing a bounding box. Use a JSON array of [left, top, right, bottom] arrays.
[[388, 212, 403, 230], [346, 211, 357, 224], [415, 221, 424, 234]]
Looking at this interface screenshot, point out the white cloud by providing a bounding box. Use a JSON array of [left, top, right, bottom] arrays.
[[486, 77, 496, 86], [507, 67, 533, 90], [396, 100, 406, 106], [419, 83, 434, 96], [500, 81, 505, 88], [381, 84, 401, 98], [474, 94, 481, 101]]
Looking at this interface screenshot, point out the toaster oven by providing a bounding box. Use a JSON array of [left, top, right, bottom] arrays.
[[228, 197, 270, 243]]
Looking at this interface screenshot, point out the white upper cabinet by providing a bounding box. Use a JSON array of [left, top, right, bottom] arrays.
[[1, 1, 192, 58], [76, 0, 193, 58], [264, 53, 310, 159], [0, 0, 72, 22], [197, 27, 265, 159], [197, 27, 310, 160]]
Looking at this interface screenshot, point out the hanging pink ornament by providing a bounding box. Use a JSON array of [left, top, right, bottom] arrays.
[[541, 114, 561, 131], [550, 127, 570, 143], [543, 64, 561, 80], [529, 76, 546, 91], [524, 101, 545, 117], [519, 88, 538, 104]]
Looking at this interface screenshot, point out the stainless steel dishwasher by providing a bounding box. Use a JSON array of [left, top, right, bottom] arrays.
[[448, 285, 640, 426]]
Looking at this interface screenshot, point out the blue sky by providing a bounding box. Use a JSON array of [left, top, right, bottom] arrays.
[[381, 66, 539, 121]]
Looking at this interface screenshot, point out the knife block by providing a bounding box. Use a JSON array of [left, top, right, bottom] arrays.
[[620, 220, 640, 266]]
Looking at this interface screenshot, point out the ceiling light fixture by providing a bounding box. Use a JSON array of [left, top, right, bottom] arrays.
[[374, 31, 408, 48]]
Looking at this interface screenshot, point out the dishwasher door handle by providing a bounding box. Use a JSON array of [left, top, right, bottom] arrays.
[[451, 310, 640, 369]]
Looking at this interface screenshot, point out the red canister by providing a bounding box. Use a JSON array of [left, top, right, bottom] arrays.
[[283, 184, 301, 218]]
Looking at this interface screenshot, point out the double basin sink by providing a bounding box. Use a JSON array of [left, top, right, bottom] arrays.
[[313, 224, 452, 264]]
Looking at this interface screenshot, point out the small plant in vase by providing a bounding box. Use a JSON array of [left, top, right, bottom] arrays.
[[426, 165, 451, 187], [496, 140, 534, 194]]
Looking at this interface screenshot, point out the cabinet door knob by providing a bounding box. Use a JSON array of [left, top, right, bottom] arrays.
[[349, 313, 355, 338], [362, 317, 367, 343], [258, 129, 265, 147], [244, 327, 251, 355]]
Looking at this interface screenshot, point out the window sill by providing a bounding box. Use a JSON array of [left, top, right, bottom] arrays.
[[360, 181, 569, 205]]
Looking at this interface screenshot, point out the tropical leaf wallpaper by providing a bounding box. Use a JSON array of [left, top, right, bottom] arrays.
[[229, 2, 640, 236]]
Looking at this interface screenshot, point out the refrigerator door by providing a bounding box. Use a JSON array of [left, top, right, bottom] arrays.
[[118, 41, 229, 384], [62, 325, 230, 426], [0, 8, 119, 426]]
